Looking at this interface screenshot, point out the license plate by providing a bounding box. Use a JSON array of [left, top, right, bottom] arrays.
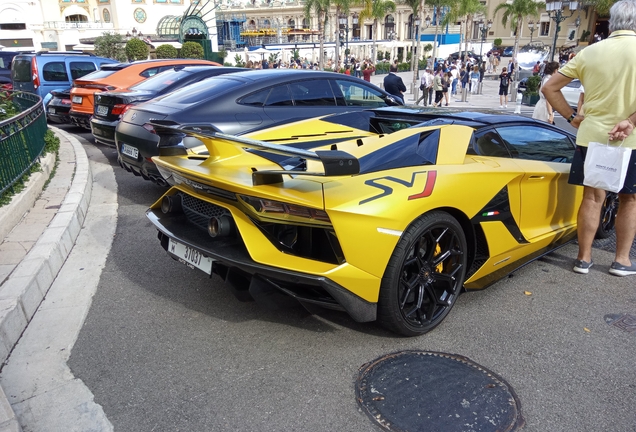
[[168, 238, 214, 274], [48, 107, 55, 114], [96, 105, 108, 116], [72, 96, 82, 104], [121, 143, 138, 159]]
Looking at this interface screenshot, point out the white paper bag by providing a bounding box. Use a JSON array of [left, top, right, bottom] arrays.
[[583, 141, 632, 193]]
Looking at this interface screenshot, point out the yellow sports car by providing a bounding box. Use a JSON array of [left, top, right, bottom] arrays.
[[146, 108, 617, 336]]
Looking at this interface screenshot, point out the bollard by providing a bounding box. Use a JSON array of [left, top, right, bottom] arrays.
[[461, 86, 468, 102], [514, 91, 522, 114]]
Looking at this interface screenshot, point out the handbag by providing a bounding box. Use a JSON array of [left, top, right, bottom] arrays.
[[583, 140, 632, 193]]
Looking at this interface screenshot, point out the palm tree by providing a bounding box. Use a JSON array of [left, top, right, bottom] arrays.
[[442, 0, 486, 63], [494, 0, 543, 75], [304, 0, 331, 70], [358, 0, 396, 63], [426, 0, 456, 68]]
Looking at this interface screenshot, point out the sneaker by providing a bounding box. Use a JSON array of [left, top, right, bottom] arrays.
[[499, 105, 504, 108], [609, 261, 636, 276], [573, 259, 593, 274], [504, 105, 508, 108]]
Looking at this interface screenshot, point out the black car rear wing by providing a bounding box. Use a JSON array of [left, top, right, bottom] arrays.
[[148, 121, 360, 185]]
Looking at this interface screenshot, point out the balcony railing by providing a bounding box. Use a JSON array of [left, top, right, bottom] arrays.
[[42, 21, 115, 30]]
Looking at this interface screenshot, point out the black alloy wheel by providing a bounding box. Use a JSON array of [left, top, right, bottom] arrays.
[[596, 192, 619, 239], [378, 211, 467, 336]]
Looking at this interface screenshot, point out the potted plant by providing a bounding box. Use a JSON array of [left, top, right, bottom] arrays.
[[522, 75, 542, 106]]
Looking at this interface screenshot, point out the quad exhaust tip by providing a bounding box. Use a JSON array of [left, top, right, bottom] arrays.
[[208, 215, 233, 238]]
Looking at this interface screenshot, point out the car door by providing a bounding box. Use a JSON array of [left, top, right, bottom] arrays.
[[261, 78, 337, 124], [495, 124, 580, 241], [331, 78, 393, 108]]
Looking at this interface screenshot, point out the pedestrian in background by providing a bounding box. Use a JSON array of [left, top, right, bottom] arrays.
[[362, 62, 374, 82], [470, 65, 480, 94], [498, 68, 509, 108], [416, 67, 433, 106], [432, 67, 444, 107], [383, 64, 406, 105], [542, 0, 636, 276], [532, 61, 559, 124], [442, 72, 451, 106]]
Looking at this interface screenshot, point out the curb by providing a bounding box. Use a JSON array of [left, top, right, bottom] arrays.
[[0, 127, 92, 432]]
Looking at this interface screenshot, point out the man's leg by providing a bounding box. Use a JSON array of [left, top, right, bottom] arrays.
[[576, 186, 606, 263], [614, 193, 636, 266]]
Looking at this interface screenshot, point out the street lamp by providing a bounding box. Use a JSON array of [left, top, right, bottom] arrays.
[[411, 14, 424, 101], [338, 12, 358, 65], [478, 18, 492, 57], [528, 20, 536, 43], [545, 0, 578, 61]]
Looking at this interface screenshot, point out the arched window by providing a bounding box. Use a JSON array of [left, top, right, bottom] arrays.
[[263, 19, 271, 28], [384, 15, 395, 39], [288, 18, 295, 29], [302, 18, 309, 29], [65, 14, 88, 23]]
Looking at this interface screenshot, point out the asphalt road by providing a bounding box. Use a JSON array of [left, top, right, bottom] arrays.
[[63, 124, 636, 432]]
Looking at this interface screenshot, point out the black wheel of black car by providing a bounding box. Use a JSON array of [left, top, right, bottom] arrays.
[[378, 211, 467, 336], [596, 192, 619, 239]]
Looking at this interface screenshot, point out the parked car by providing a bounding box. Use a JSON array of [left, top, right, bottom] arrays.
[[1, 51, 33, 86], [502, 46, 515, 57], [448, 51, 482, 64], [486, 47, 503, 57], [90, 66, 246, 147], [561, 79, 583, 109], [10, 51, 116, 104], [145, 107, 617, 336], [69, 58, 220, 129], [46, 89, 72, 124], [115, 69, 402, 185]]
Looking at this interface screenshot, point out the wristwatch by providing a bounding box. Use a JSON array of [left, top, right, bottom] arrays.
[[566, 113, 576, 123]]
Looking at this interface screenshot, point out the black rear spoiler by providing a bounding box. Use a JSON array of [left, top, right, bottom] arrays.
[[148, 121, 360, 185]]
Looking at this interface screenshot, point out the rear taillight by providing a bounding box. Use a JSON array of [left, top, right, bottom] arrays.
[[111, 104, 132, 116], [31, 58, 39, 89], [142, 123, 156, 134]]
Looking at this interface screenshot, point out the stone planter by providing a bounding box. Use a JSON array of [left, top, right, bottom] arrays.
[[522, 93, 540, 106]]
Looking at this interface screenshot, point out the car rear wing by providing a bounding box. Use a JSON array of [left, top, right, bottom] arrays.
[[148, 120, 360, 185]]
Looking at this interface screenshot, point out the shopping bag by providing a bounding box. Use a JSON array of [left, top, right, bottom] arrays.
[[583, 141, 632, 193]]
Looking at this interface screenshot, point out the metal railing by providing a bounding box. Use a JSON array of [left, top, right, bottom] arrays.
[[0, 92, 47, 196]]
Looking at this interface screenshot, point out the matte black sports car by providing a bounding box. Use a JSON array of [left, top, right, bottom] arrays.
[[46, 89, 72, 124], [90, 66, 246, 146], [115, 69, 403, 185]]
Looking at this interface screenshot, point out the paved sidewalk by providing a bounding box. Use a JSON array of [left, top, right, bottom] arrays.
[[0, 71, 533, 432], [0, 128, 92, 432]]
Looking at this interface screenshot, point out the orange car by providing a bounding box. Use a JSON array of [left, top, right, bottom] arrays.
[[69, 59, 218, 129]]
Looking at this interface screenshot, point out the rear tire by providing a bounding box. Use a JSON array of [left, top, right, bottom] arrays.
[[596, 192, 618, 239], [378, 211, 467, 336]]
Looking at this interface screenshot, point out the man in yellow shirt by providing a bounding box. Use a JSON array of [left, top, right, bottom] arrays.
[[543, 0, 636, 276]]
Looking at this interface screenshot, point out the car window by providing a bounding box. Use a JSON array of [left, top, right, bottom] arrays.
[[239, 88, 269, 107], [77, 69, 118, 81], [42, 62, 68, 82], [264, 85, 293, 106], [153, 76, 241, 105], [69, 62, 97, 80], [332, 79, 387, 107], [11, 59, 31, 82], [472, 129, 511, 157], [289, 79, 335, 106], [0, 53, 14, 71], [140, 67, 160, 78], [495, 126, 574, 163], [131, 69, 190, 91], [565, 80, 581, 89]]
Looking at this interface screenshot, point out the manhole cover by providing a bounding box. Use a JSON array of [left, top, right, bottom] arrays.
[[356, 351, 524, 432], [605, 314, 636, 333]]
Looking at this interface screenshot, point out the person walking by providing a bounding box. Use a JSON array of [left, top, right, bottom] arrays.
[[532, 61, 559, 124], [450, 65, 459, 95], [470, 65, 480, 94], [432, 68, 444, 107], [416, 67, 433, 106], [542, 0, 636, 276], [442, 72, 451, 106], [498, 68, 510, 108], [383, 64, 406, 104]]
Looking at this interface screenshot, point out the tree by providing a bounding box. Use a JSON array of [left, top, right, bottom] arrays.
[[303, 0, 331, 70], [218, 47, 228, 63], [400, 0, 424, 101], [181, 41, 204, 59], [332, 0, 355, 73], [442, 0, 486, 63], [587, 0, 616, 16], [125, 38, 149, 62], [358, 0, 396, 64], [426, 0, 456, 67], [94, 32, 126, 62], [156, 44, 178, 59], [494, 0, 543, 71]]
